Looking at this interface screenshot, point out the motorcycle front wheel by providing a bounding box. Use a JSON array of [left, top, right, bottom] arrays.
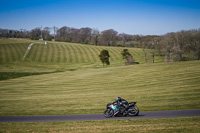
[[128, 107, 139, 116], [104, 109, 114, 118]]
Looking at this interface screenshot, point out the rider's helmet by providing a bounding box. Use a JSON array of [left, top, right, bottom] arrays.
[[116, 97, 121, 101]]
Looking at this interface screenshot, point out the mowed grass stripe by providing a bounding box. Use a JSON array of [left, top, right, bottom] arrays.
[[37, 44, 45, 62], [44, 44, 50, 63], [63, 44, 71, 63], [60, 44, 67, 63], [55, 44, 62, 63], [107, 47, 120, 61], [50, 44, 56, 63], [86, 46, 98, 62], [89, 46, 102, 62], [12, 44, 22, 61], [65, 44, 74, 63], [69, 44, 78, 63], [0, 45, 3, 63], [28, 44, 39, 61], [5, 44, 13, 62], [75, 44, 84, 63], [17, 44, 28, 60], [11, 44, 21, 61], [1, 44, 9, 63], [89, 46, 100, 62], [74, 44, 82, 63], [42, 45, 50, 63], [53, 43, 60, 63], [34, 44, 43, 62], [6, 44, 15, 62], [80, 45, 92, 63], [0, 44, 7, 63], [129, 48, 145, 63], [6, 44, 16, 62], [65, 44, 72, 63]]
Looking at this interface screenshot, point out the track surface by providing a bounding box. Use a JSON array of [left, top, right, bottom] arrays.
[[0, 109, 200, 123]]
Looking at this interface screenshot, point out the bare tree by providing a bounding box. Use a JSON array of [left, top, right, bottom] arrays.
[[56, 26, 72, 42], [174, 30, 188, 61], [121, 49, 135, 65], [71, 28, 80, 43], [79, 27, 92, 44], [161, 33, 176, 62], [139, 36, 150, 63], [53, 26, 58, 41], [99, 29, 118, 46], [91, 28, 100, 45], [148, 36, 161, 63], [118, 33, 134, 47], [30, 27, 41, 40], [43, 27, 52, 41], [186, 29, 200, 60]]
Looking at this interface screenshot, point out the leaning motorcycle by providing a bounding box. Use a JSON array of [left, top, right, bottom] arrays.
[[104, 101, 139, 118]]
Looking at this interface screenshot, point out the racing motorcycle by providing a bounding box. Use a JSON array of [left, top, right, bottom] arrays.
[[104, 101, 139, 118]]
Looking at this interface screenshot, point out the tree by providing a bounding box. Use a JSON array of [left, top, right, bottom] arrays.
[[160, 33, 175, 62], [91, 28, 100, 46], [43, 27, 52, 41], [174, 30, 188, 61], [126, 55, 135, 65], [30, 27, 41, 40], [56, 26, 71, 42], [121, 49, 134, 65], [99, 50, 110, 67], [148, 36, 160, 63], [99, 29, 118, 46], [139, 36, 149, 63], [79, 27, 92, 44], [121, 49, 131, 61], [118, 33, 134, 47]]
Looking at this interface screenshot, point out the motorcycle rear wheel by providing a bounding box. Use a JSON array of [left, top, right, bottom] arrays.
[[128, 107, 139, 116], [104, 109, 114, 118]]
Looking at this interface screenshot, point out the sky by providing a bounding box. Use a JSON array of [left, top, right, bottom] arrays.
[[0, 0, 200, 35]]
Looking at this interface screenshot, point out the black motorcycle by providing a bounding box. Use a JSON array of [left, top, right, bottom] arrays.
[[104, 101, 139, 118]]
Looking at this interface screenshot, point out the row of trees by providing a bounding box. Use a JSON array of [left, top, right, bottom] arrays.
[[0, 27, 53, 40], [0, 26, 199, 62], [138, 29, 200, 62], [56, 26, 120, 46], [0, 26, 135, 46]]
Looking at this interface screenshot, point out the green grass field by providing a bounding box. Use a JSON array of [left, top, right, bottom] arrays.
[[0, 39, 162, 73], [1, 117, 200, 133], [0, 39, 200, 132], [0, 60, 199, 116]]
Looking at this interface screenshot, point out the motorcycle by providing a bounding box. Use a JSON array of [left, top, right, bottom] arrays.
[[104, 101, 139, 118]]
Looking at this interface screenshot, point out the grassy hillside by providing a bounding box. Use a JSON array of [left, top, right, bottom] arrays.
[[0, 39, 162, 72], [0, 60, 199, 116], [0, 39, 30, 63], [0, 39, 199, 116]]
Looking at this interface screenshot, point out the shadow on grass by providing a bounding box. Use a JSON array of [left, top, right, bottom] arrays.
[[0, 70, 64, 81]]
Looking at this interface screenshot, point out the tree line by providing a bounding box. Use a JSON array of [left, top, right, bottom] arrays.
[[0, 26, 199, 62]]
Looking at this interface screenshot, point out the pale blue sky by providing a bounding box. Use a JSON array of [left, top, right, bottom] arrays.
[[0, 0, 200, 35]]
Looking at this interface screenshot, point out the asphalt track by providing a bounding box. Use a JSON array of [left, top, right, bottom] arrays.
[[0, 109, 200, 123]]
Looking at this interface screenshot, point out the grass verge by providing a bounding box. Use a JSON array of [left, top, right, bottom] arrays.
[[0, 117, 200, 133]]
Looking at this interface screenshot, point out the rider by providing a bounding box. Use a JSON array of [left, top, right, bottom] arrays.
[[114, 97, 129, 113]]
